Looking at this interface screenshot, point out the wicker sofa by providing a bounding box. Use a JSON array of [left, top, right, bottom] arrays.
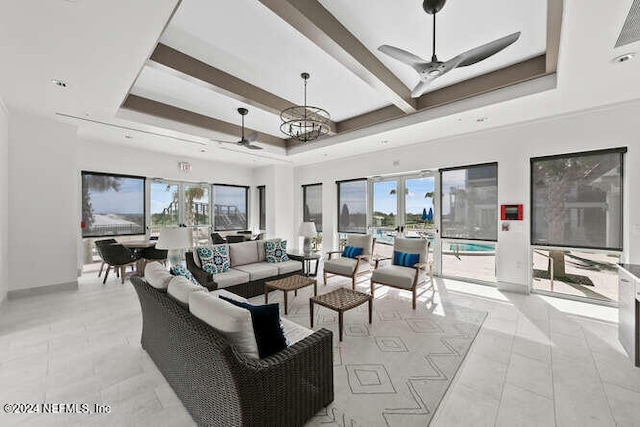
[[186, 240, 302, 298], [131, 275, 334, 426]]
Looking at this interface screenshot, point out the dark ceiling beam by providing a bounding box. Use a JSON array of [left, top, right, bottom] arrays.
[[149, 43, 338, 135], [416, 55, 547, 110], [546, 0, 563, 73], [121, 94, 287, 148], [258, 0, 417, 114]]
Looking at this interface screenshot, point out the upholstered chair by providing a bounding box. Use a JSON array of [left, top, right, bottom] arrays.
[[94, 238, 117, 277], [370, 237, 432, 309], [323, 234, 376, 289]]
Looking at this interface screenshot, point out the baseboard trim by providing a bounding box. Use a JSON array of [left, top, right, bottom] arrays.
[[8, 280, 79, 300], [496, 281, 530, 294]]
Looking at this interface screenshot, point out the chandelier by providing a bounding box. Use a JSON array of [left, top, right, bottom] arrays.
[[280, 72, 331, 143]]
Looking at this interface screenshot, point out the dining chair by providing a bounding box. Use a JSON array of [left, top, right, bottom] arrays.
[[94, 238, 117, 277], [99, 243, 140, 284]]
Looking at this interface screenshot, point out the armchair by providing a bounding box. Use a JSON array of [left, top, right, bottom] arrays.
[[323, 234, 376, 289], [370, 237, 432, 309]]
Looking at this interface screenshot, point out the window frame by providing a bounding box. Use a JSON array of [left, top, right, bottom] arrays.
[[439, 162, 499, 242], [212, 184, 250, 231], [258, 185, 266, 231], [529, 148, 626, 251], [81, 170, 146, 238], [336, 178, 368, 234], [302, 183, 323, 233]]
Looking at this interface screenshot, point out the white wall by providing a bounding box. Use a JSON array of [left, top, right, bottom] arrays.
[[8, 113, 79, 291], [0, 99, 9, 303], [293, 100, 640, 291], [252, 165, 295, 245]]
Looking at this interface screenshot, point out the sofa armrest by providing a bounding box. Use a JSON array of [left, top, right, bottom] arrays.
[[229, 328, 334, 423], [185, 251, 217, 290]]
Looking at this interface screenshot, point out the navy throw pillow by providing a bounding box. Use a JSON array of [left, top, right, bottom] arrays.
[[219, 296, 287, 358], [342, 245, 364, 259], [393, 251, 420, 267]]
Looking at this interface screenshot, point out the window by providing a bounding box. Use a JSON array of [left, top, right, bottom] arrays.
[[258, 186, 266, 231], [405, 177, 435, 231], [303, 184, 322, 232], [81, 172, 145, 237], [372, 180, 397, 229], [337, 179, 367, 233], [531, 148, 625, 250], [184, 184, 210, 226], [213, 185, 248, 231], [441, 163, 498, 241], [150, 181, 180, 230]]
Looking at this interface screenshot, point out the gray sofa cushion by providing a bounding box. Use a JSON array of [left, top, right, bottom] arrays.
[[167, 276, 206, 305], [233, 263, 279, 281], [371, 265, 416, 289], [229, 241, 259, 267], [281, 318, 313, 346], [256, 240, 266, 262], [274, 260, 303, 275], [212, 269, 251, 289]]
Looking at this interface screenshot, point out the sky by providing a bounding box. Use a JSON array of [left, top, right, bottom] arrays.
[[88, 177, 144, 215], [373, 178, 435, 215]]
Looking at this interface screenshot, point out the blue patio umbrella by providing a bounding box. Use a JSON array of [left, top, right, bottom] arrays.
[[426, 207, 433, 222], [421, 208, 428, 221]]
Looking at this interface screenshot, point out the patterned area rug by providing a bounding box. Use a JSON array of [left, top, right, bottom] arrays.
[[249, 278, 487, 427]]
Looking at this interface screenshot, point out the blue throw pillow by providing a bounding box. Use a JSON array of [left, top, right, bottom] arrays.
[[342, 245, 363, 259], [219, 296, 287, 358], [170, 265, 201, 286], [393, 251, 420, 268]]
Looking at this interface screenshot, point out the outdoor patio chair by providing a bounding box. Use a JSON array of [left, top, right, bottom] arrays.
[[370, 236, 432, 309], [211, 232, 227, 244], [323, 234, 375, 288]]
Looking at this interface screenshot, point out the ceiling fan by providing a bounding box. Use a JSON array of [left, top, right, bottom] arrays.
[[378, 0, 521, 98], [211, 108, 262, 150]]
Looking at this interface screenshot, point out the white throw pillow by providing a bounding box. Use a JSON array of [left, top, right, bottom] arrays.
[[167, 275, 206, 305], [144, 261, 172, 290], [189, 291, 259, 359]]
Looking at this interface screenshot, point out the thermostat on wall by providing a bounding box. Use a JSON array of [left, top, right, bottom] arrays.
[[501, 204, 523, 220]]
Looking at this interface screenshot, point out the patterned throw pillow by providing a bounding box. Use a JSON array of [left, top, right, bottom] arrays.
[[342, 245, 363, 259], [169, 265, 201, 286], [393, 251, 420, 268], [264, 239, 289, 263], [197, 245, 230, 275]]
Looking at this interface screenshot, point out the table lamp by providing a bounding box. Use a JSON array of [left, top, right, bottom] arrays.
[[156, 227, 193, 268], [298, 222, 317, 255]]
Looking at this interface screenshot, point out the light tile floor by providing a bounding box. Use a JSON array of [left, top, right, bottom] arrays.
[[0, 272, 639, 426]]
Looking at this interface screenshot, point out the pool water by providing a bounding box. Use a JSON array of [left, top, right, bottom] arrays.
[[371, 230, 495, 253]]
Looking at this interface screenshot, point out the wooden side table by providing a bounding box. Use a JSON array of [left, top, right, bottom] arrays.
[[264, 274, 317, 315], [310, 288, 373, 341]]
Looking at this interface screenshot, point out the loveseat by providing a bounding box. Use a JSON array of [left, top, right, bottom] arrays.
[[186, 239, 303, 298], [131, 273, 334, 426]]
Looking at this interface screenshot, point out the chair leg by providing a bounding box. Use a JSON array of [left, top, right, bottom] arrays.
[[103, 265, 110, 284], [121, 266, 125, 284], [352, 276, 356, 290], [323, 272, 327, 285], [412, 287, 417, 310], [370, 279, 375, 298], [98, 262, 104, 277]]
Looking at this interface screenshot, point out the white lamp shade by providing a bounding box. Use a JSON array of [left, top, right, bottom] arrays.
[[298, 221, 317, 237], [156, 227, 193, 250]]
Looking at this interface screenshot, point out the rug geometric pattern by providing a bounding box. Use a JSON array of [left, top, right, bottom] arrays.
[[250, 278, 487, 427]]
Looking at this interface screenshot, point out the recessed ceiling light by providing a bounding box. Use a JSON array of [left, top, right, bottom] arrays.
[[124, 134, 133, 139], [476, 117, 488, 122], [51, 79, 68, 88], [321, 153, 328, 157], [613, 53, 636, 63], [380, 140, 389, 145], [200, 148, 207, 153]]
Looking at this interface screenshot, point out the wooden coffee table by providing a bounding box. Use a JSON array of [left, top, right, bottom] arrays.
[[310, 288, 373, 341], [264, 274, 317, 315]]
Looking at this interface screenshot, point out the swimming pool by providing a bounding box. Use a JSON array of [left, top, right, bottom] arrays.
[[371, 230, 495, 253]]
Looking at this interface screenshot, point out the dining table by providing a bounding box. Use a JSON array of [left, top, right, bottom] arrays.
[[118, 240, 157, 276]]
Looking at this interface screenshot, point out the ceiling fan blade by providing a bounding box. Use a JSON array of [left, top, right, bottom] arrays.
[[378, 45, 428, 71], [246, 132, 258, 143], [454, 32, 521, 68], [411, 80, 432, 98], [244, 143, 263, 150]]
